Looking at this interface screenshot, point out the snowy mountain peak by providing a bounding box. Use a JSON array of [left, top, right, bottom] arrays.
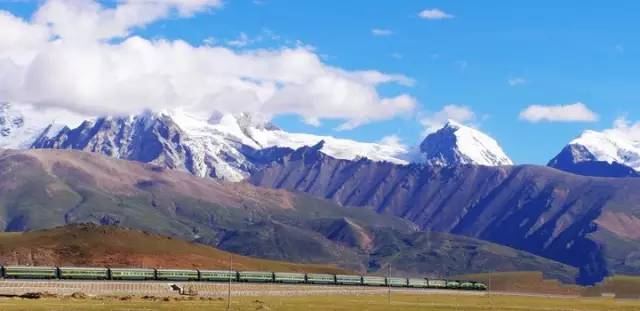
[[443, 119, 463, 129], [0, 103, 88, 149], [0, 103, 25, 138], [548, 129, 640, 176], [419, 122, 513, 167], [207, 111, 279, 131]]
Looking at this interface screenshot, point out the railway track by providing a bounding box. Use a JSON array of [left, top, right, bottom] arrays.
[[0, 280, 488, 298]]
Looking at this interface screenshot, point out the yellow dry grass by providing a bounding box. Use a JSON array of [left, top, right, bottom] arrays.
[[0, 293, 639, 311]]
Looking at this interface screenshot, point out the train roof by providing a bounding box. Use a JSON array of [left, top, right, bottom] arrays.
[[3, 265, 57, 269]]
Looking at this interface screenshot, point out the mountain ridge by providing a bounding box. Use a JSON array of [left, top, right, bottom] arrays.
[[2, 103, 518, 182], [249, 144, 640, 284], [0, 148, 577, 280]]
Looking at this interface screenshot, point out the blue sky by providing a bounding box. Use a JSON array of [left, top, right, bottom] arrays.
[[2, 1, 639, 164]]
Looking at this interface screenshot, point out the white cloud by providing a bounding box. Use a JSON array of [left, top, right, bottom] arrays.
[[372, 28, 393, 36], [418, 8, 454, 20], [225, 29, 281, 48], [420, 105, 476, 134], [302, 116, 321, 127], [519, 102, 598, 123], [0, 0, 416, 130], [226, 32, 252, 47], [605, 117, 640, 141], [202, 36, 216, 46], [508, 77, 526, 86], [33, 0, 222, 42], [391, 52, 403, 59], [378, 135, 406, 149]]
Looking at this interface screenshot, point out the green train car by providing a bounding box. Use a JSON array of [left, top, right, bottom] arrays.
[[3, 266, 57, 279], [408, 278, 428, 288], [0, 265, 487, 292], [427, 279, 447, 289], [362, 276, 386, 286], [446, 280, 461, 289], [460, 281, 475, 290], [386, 277, 408, 287], [109, 268, 156, 280], [198, 270, 237, 282], [305, 273, 335, 284], [156, 269, 198, 281], [59, 267, 108, 280], [274, 272, 305, 284], [335, 274, 362, 285], [474, 282, 488, 291], [238, 271, 273, 282]]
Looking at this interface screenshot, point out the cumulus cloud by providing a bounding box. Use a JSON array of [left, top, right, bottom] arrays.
[[605, 117, 640, 141], [371, 28, 393, 36], [0, 0, 416, 130], [420, 105, 476, 134], [33, 0, 223, 42], [519, 102, 598, 123], [418, 9, 454, 20]]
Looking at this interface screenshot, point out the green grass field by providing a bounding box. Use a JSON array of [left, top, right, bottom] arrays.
[[0, 294, 639, 311]]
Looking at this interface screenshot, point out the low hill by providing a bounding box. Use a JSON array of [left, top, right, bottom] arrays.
[[0, 224, 349, 274]]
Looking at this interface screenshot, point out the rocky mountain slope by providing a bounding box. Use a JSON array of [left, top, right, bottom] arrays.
[[2, 103, 516, 181], [0, 148, 576, 280], [249, 145, 640, 284], [0, 103, 408, 181], [549, 130, 640, 177], [419, 120, 513, 167]]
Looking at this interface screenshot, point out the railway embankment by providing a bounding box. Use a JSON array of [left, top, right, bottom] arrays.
[[0, 280, 486, 298]]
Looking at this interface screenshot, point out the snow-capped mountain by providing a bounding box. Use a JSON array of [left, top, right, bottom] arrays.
[[171, 110, 409, 165], [548, 130, 640, 177], [419, 120, 513, 167], [0, 103, 408, 181], [0, 103, 88, 149], [0, 103, 514, 181]]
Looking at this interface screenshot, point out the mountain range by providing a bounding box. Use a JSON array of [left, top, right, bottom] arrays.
[[248, 144, 640, 284], [0, 103, 639, 284], [0, 148, 578, 280], [3, 102, 638, 178]]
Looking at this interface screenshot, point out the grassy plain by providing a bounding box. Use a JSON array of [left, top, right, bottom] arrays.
[[0, 294, 639, 311]]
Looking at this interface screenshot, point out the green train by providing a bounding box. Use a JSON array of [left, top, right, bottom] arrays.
[[0, 266, 487, 291]]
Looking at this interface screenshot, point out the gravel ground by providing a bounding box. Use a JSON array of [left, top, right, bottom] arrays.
[[0, 280, 487, 298]]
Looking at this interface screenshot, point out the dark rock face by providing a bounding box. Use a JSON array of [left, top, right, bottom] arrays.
[[249, 145, 640, 284], [548, 144, 639, 178], [29, 112, 292, 181], [420, 124, 466, 166], [32, 113, 189, 171]]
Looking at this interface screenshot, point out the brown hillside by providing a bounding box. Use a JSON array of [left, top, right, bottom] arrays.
[[0, 224, 349, 274]]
